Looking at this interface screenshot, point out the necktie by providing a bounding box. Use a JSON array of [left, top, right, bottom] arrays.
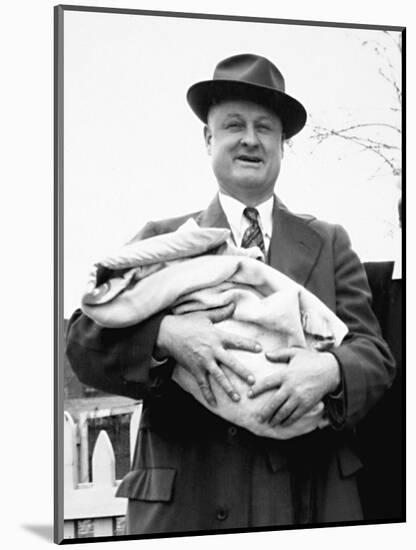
[[241, 207, 265, 256]]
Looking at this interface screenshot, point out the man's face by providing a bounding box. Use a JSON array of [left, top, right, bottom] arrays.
[[204, 99, 284, 204]]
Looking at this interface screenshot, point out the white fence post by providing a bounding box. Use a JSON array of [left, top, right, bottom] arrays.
[[64, 412, 78, 538], [92, 430, 116, 486], [63, 403, 142, 538], [78, 412, 90, 484], [64, 411, 78, 489], [63, 520, 76, 539]]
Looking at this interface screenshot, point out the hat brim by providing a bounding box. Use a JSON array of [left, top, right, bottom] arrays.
[[187, 80, 307, 139]]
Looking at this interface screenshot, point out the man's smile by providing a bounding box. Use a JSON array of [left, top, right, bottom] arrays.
[[235, 154, 264, 166]]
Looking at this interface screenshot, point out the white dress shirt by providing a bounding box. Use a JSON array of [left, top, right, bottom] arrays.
[[218, 193, 274, 255]]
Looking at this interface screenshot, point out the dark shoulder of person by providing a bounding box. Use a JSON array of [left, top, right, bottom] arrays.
[[363, 260, 401, 366]]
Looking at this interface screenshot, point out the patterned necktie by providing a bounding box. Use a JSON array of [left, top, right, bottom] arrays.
[[241, 207, 265, 256]]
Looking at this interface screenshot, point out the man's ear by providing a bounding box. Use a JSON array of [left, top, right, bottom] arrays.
[[280, 134, 285, 158], [204, 125, 212, 155]]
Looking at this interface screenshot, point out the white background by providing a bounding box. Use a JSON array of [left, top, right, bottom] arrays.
[[1, 1, 413, 549]]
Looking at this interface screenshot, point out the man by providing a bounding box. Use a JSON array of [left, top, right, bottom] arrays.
[[66, 54, 395, 534], [357, 197, 403, 521]]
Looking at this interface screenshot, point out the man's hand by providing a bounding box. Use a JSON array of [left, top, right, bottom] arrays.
[[156, 303, 262, 406], [247, 347, 341, 427], [268, 401, 330, 439]]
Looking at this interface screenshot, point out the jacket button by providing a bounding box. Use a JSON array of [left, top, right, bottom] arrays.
[[216, 507, 229, 521], [228, 426, 237, 436]]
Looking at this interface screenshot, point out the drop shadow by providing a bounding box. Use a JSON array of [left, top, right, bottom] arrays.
[[21, 524, 53, 542]]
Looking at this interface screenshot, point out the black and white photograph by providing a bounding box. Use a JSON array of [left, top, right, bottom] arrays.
[[54, 3, 404, 545]]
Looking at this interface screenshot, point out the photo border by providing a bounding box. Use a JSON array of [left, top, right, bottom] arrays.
[[54, 4, 406, 544]]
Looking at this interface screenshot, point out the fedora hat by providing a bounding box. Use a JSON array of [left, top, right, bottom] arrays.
[[187, 53, 307, 139]]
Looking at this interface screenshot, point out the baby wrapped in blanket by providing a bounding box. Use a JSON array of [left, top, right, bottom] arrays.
[[82, 220, 348, 439]]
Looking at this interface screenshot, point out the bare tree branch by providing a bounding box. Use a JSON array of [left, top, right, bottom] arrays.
[[313, 122, 401, 135], [310, 32, 402, 179], [362, 32, 402, 105], [382, 30, 402, 54], [378, 67, 402, 105], [311, 126, 400, 150], [310, 127, 401, 176]]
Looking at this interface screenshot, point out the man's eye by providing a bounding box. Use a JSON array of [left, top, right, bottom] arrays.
[[257, 125, 271, 132], [226, 122, 242, 129]]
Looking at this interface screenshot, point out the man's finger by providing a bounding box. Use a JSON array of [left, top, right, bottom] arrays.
[[197, 374, 217, 407], [257, 388, 289, 423], [265, 346, 301, 362], [205, 302, 236, 323], [247, 370, 285, 398], [216, 350, 256, 386], [269, 398, 298, 427], [207, 360, 241, 402], [221, 331, 262, 353], [280, 399, 317, 425], [282, 401, 325, 426], [280, 405, 309, 426]]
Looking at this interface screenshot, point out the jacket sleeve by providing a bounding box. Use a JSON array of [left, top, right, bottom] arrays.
[[65, 221, 169, 400], [326, 224, 396, 429]]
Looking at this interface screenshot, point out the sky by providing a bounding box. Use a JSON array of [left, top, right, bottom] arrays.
[[63, 10, 402, 316]]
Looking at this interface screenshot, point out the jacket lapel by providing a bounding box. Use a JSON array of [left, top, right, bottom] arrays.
[[269, 198, 323, 286], [196, 194, 231, 232], [196, 194, 323, 287]]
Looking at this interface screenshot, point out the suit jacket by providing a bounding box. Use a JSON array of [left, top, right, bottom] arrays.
[[357, 261, 404, 521], [66, 196, 395, 535]]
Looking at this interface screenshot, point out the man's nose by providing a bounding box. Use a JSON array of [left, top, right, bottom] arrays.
[[240, 125, 260, 147]]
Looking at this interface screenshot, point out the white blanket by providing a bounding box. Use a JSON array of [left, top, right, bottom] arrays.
[[82, 221, 348, 439]]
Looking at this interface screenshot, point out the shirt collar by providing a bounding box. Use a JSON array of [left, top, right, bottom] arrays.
[[218, 192, 274, 239]]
